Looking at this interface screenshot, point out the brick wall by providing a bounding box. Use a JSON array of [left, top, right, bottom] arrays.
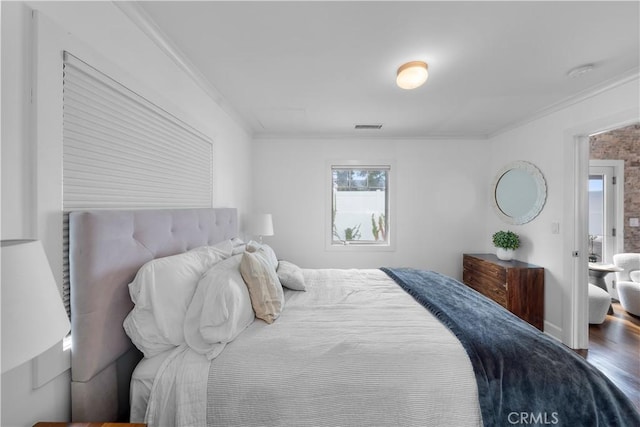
[[590, 123, 640, 252]]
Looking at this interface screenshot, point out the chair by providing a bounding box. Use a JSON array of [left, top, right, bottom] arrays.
[[588, 284, 611, 324], [612, 253, 640, 316]]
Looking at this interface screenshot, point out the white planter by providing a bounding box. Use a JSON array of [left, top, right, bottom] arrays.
[[496, 248, 514, 261]]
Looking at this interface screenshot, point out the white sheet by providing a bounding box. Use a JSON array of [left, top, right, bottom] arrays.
[[130, 350, 173, 422], [141, 268, 482, 427], [144, 344, 211, 426]]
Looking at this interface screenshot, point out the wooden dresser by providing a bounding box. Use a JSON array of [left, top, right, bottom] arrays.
[[462, 253, 544, 330]]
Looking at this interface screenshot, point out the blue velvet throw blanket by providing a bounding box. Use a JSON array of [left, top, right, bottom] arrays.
[[381, 268, 640, 427]]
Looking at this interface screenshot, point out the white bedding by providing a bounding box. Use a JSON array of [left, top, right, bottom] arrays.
[[130, 350, 173, 422], [137, 268, 482, 426]]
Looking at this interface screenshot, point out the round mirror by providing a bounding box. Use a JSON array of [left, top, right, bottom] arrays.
[[492, 161, 546, 224]]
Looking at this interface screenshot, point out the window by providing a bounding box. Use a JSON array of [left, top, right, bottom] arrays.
[[330, 164, 391, 247]]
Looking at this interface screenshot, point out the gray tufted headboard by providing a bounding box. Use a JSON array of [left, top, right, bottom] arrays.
[[69, 208, 238, 422]]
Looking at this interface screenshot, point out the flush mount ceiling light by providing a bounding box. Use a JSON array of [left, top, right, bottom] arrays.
[[396, 61, 429, 89]]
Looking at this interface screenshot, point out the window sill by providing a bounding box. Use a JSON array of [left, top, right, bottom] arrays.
[[326, 241, 396, 252]]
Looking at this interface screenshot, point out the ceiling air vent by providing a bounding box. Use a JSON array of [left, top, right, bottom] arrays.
[[354, 124, 383, 130]]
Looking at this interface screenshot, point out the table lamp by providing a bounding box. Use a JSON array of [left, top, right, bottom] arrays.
[[248, 214, 274, 243], [1, 240, 71, 373]]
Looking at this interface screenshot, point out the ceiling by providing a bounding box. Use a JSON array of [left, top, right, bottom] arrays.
[[135, 1, 640, 139]]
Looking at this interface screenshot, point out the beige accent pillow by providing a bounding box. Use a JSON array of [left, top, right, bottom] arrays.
[[277, 260, 306, 291], [239, 251, 284, 324]]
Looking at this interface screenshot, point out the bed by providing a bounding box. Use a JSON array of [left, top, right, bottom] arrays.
[[69, 208, 640, 426]]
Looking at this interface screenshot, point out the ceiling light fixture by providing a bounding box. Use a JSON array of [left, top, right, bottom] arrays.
[[396, 61, 429, 89]]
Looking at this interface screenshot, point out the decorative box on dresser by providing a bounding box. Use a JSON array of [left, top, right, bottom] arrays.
[[462, 253, 544, 331]]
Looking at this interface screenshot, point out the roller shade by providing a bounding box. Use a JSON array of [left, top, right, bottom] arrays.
[[62, 52, 213, 316]]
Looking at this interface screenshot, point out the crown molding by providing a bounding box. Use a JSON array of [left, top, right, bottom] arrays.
[[113, 1, 253, 136], [490, 68, 640, 139], [252, 132, 489, 142]]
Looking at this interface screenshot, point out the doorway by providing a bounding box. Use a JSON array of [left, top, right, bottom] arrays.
[[570, 120, 638, 350], [588, 160, 624, 297]]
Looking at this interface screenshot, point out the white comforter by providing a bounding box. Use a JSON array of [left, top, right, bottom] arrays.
[[141, 268, 482, 426]]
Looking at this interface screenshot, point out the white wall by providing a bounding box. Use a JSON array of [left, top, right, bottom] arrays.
[[486, 78, 640, 342], [252, 137, 491, 279], [2, 2, 34, 239], [1, 1, 253, 425]]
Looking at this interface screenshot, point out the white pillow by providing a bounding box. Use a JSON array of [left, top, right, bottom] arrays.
[[240, 250, 284, 324], [184, 255, 255, 359], [189, 238, 239, 258], [276, 260, 306, 291], [630, 270, 640, 283], [246, 240, 278, 270], [123, 249, 227, 358], [230, 237, 247, 255]]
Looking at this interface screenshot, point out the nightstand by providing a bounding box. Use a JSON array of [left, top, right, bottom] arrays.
[[33, 423, 146, 427]]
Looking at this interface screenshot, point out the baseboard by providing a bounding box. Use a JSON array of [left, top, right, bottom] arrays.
[[543, 321, 563, 343]]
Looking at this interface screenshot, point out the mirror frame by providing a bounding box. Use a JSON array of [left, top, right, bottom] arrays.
[[492, 160, 547, 225]]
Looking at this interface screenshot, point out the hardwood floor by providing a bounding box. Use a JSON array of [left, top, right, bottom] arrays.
[[576, 302, 640, 411]]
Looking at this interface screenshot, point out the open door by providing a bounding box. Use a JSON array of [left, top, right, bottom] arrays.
[[588, 160, 624, 297]]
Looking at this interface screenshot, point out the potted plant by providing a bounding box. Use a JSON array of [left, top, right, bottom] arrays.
[[492, 230, 520, 261]]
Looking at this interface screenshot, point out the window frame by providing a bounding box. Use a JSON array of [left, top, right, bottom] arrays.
[[325, 160, 396, 252]]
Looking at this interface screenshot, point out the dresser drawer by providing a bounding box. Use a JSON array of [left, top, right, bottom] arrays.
[[463, 270, 507, 307], [464, 266, 506, 289], [464, 256, 506, 283], [462, 253, 544, 330]]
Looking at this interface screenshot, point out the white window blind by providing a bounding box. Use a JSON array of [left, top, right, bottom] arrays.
[[62, 52, 213, 209], [62, 52, 213, 315]]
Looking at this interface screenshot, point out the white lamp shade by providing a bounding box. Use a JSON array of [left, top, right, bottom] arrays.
[[1, 240, 71, 373], [248, 213, 274, 237], [396, 61, 429, 89]]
